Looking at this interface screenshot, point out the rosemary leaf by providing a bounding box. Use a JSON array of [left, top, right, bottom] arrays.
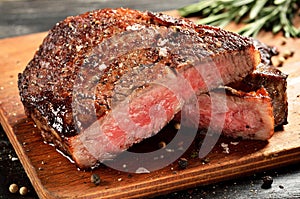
[[235, 5, 250, 22], [249, 0, 268, 19], [178, 0, 300, 37], [272, 23, 282, 34], [232, 0, 255, 7], [178, 0, 211, 17], [197, 12, 230, 25]]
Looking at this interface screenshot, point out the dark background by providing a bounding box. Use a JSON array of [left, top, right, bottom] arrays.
[[0, 0, 300, 198]]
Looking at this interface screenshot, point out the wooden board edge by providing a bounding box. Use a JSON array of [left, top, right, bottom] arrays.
[[0, 109, 58, 199], [77, 148, 300, 199]]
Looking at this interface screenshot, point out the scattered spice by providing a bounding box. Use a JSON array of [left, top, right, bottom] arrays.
[[9, 183, 18, 194], [221, 143, 230, 154], [19, 186, 28, 196], [261, 176, 273, 189], [174, 123, 181, 130], [11, 157, 18, 161], [158, 141, 166, 149], [279, 185, 284, 189], [230, 141, 239, 146], [272, 57, 284, 67], [201, 157, 210, 164], [166, 148, 175, 152], [135, 167, 150, 174], [178, 158, 188, 170], [278, 56, 286, 64], [190, 150, 199, 159], [91, 173, 101, 186], [272, 48, 295, 67], [282, 50, 294, 59], [281, 39, 287, 46]]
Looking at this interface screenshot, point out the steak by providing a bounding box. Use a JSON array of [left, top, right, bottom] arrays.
[[18, 8, 260, 168], [228, 39, 288, 127], [174, 40, 287, 140], [176, 87, 274, 140]]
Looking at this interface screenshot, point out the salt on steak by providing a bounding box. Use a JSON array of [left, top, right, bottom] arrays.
[[18, 8, 260, 168]]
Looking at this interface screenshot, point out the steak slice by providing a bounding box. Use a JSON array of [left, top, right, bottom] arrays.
[[18, 8, 260, 168], [173, 40, 287, 140], [229, 39, 288, 127], [176, 87, 274, 140]]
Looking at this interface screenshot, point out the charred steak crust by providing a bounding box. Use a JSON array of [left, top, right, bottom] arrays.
[[18, 8, 260, 168]]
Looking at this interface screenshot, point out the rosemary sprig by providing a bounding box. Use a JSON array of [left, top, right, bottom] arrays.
[[178, 0, 300, 37]]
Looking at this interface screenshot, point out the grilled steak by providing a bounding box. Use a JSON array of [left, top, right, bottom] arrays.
[[229, 39, 288, 127], [173, 40, 287, 140], [18, 8, 260, 168], [176, 87, 274, 140]]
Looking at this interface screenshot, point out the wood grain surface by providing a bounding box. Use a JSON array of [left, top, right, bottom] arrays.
[[0, 10, 300, 199]]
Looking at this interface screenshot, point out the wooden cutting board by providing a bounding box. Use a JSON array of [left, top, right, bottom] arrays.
[[0, 11, 300, 199]]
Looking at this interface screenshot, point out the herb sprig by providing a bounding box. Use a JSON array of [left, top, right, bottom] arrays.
[[178, 0, 300, 37]]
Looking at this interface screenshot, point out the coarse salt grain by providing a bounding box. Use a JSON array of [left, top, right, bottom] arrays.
[[221, 143, 230, 154], [135, 167, 150, 174], [230, 141, 239, 145]]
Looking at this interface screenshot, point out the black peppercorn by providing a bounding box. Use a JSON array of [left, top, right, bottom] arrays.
[[91, 173, 101, 186], [178, 158, 188, 170], [279, 185, 284, 189], [261, 176, 273, 189]]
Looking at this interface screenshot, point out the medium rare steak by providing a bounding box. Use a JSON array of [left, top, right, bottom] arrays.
[[18, 8, 260, 168], [176, 87, 274, 140], [174, 40, 287, 140]]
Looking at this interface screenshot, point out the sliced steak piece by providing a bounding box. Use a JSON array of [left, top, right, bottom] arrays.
[[18, 8, 260, 168], [176, 87, 274, 140], [173, 40, 287, 140], [229, 39, 288, 127], [241, 65, 288, 127]]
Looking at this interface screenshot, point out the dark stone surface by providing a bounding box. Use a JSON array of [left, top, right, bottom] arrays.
[[0, 0, 300, 198]]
